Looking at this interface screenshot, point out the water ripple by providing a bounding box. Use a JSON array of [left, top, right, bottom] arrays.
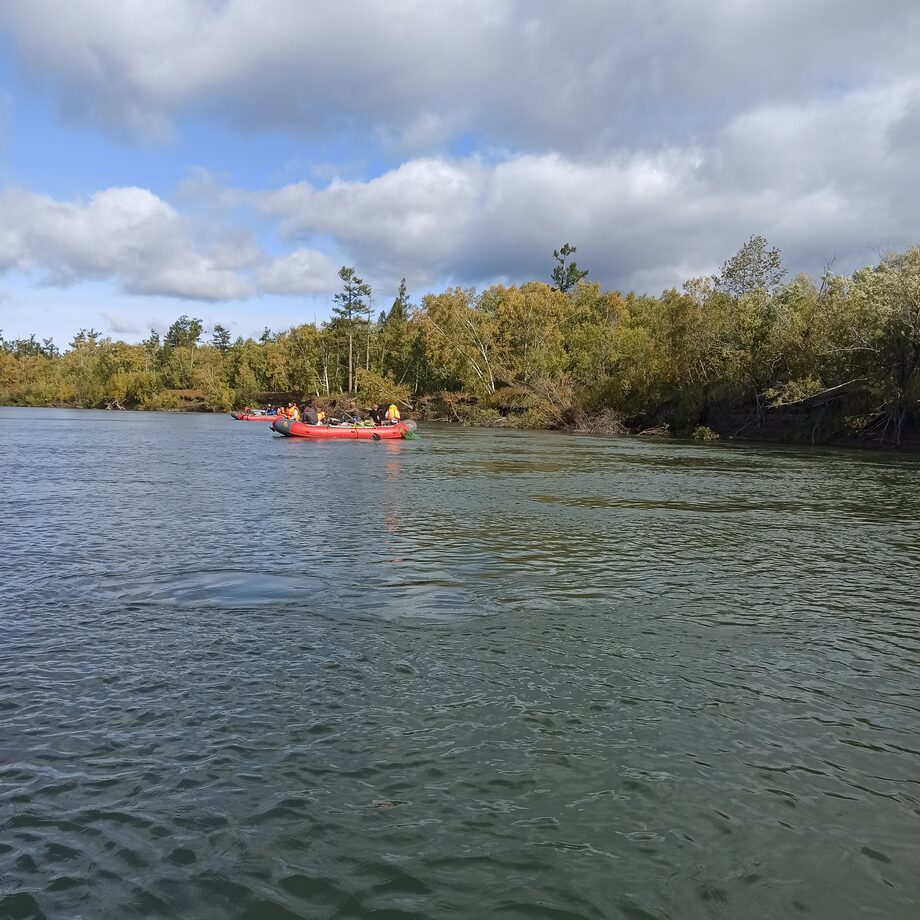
[[1, 411, 919, 918]]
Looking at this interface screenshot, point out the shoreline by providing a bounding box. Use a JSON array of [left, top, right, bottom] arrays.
[[4, 401, 918, 453]]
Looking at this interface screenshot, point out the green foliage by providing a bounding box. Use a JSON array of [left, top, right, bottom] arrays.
[[765, 375, 825, 407], [211, 324, 232, 351], [420, 287, 496, 395], [139, 390, 179, 411], [457, 405, 504, 427], [488, 282, 569, 386], [353, 368, 411, 406], [279, 324, 322, 393], [332, 267, 371, 324], [551, 242, 589, 293], [332, 266, 373, 392], [380, 279, 414, 384], [692, 425, 719, 441], [4, 244, 920, 444], [563, 283, 625, 404], [714, 235, 785, 298], [164, 316, 203, 349]]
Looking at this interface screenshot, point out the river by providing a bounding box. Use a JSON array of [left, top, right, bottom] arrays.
[[1, 408, 918, 919]]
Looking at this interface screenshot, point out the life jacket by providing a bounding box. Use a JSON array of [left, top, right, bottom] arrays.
[[290, 406, 300, 421], [385, 404, 400, 421], [317, 410, 326, 423]]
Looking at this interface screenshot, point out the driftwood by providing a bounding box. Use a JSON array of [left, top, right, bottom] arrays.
[[105, 399, 126, 410], [637, 424, 670, 437], [565, 408, 628, 435], [770, 378, 864, 409], [731, 379, 864, 439]]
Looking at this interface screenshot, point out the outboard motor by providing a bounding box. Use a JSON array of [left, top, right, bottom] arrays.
[[271, 417, 295, 436]]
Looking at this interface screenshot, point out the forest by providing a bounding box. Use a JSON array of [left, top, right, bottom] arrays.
[[2, 238, 920, 446]]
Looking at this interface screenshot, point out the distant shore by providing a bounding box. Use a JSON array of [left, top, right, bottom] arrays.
[[4, 399, 918, 451], [4, 242, 919, 450]]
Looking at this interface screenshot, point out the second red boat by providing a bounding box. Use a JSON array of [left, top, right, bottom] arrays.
[[230, 412, 275, 421]]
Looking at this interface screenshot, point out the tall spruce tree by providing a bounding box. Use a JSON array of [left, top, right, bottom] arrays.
[[551, 242, 589, 293], [164, 316, 203, 349], [211, 324, 232, 351], [381, 278, 413, 382], [332, 266, 372, 392]]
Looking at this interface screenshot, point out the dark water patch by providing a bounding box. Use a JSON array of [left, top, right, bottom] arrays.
[[0, 892, 47, 920], [530, 493, 810, 513]]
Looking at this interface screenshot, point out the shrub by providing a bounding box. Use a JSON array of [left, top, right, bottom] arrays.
[[692, 425, 720, 441]]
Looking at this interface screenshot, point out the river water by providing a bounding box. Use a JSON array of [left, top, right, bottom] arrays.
[[1, 407, 918, 920]]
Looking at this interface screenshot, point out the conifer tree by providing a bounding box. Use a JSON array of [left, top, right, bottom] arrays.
[[551, 242, 589, 292], [332, 266, 372, 392]]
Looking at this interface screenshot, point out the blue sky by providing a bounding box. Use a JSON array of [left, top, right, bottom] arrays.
[[0, 1, 918, 348]]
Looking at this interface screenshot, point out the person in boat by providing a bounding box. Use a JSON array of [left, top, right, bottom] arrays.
[[339, 400, 361, 424], [266, 405, 276, 416], [316, 407, 327, 424], [325, 400, 336, 422], [302, 401, 318, 425], [385, 403, 401, 425], [368, 403, 386, 425], [288, 402, 301, 421]]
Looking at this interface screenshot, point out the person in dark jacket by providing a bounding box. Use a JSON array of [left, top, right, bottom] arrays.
[[367, 403, 386, 425], [302, 401, 318, 425]]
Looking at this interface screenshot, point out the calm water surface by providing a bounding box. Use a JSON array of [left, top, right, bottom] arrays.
[[1, 408, 919, 919]]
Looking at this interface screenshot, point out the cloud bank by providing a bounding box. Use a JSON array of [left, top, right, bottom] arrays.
[[2, 0, 918, 151], [2, 80, 917, 302], [0, 0, 917, 329]]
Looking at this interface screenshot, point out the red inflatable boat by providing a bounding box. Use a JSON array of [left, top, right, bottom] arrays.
[[272, 418, 417, 440], [230, 412, 276, 421]]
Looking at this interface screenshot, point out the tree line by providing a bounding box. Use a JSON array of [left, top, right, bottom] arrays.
[[2, 239, 919, 445]]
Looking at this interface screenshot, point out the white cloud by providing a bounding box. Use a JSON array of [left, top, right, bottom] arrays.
[[260, 158, 488, 274], [0, 0, 916, 347], [0, 185, 255, 300], [100, 311, 141, 334], [255, 249, 340, 295], [2, 0, 918, 152], [0, 80, 917, 311], [252, 81, 920, 294]]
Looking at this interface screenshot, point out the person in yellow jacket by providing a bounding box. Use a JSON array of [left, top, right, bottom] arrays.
[[385, 403, 401, 424], [316, 409, 327, 424], [288, 402, 300, 422]]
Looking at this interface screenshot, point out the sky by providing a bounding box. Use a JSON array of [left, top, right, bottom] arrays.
[[0, 0, 918, 346]]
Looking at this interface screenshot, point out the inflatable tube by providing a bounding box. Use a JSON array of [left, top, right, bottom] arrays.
[[272, 418, 417, 440], [231, 412, 276, 421]]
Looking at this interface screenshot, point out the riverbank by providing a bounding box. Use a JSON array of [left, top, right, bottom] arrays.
[[4, 390, 918, 450], [4, 245, 919, 452], [413, 390, 920, 450]]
